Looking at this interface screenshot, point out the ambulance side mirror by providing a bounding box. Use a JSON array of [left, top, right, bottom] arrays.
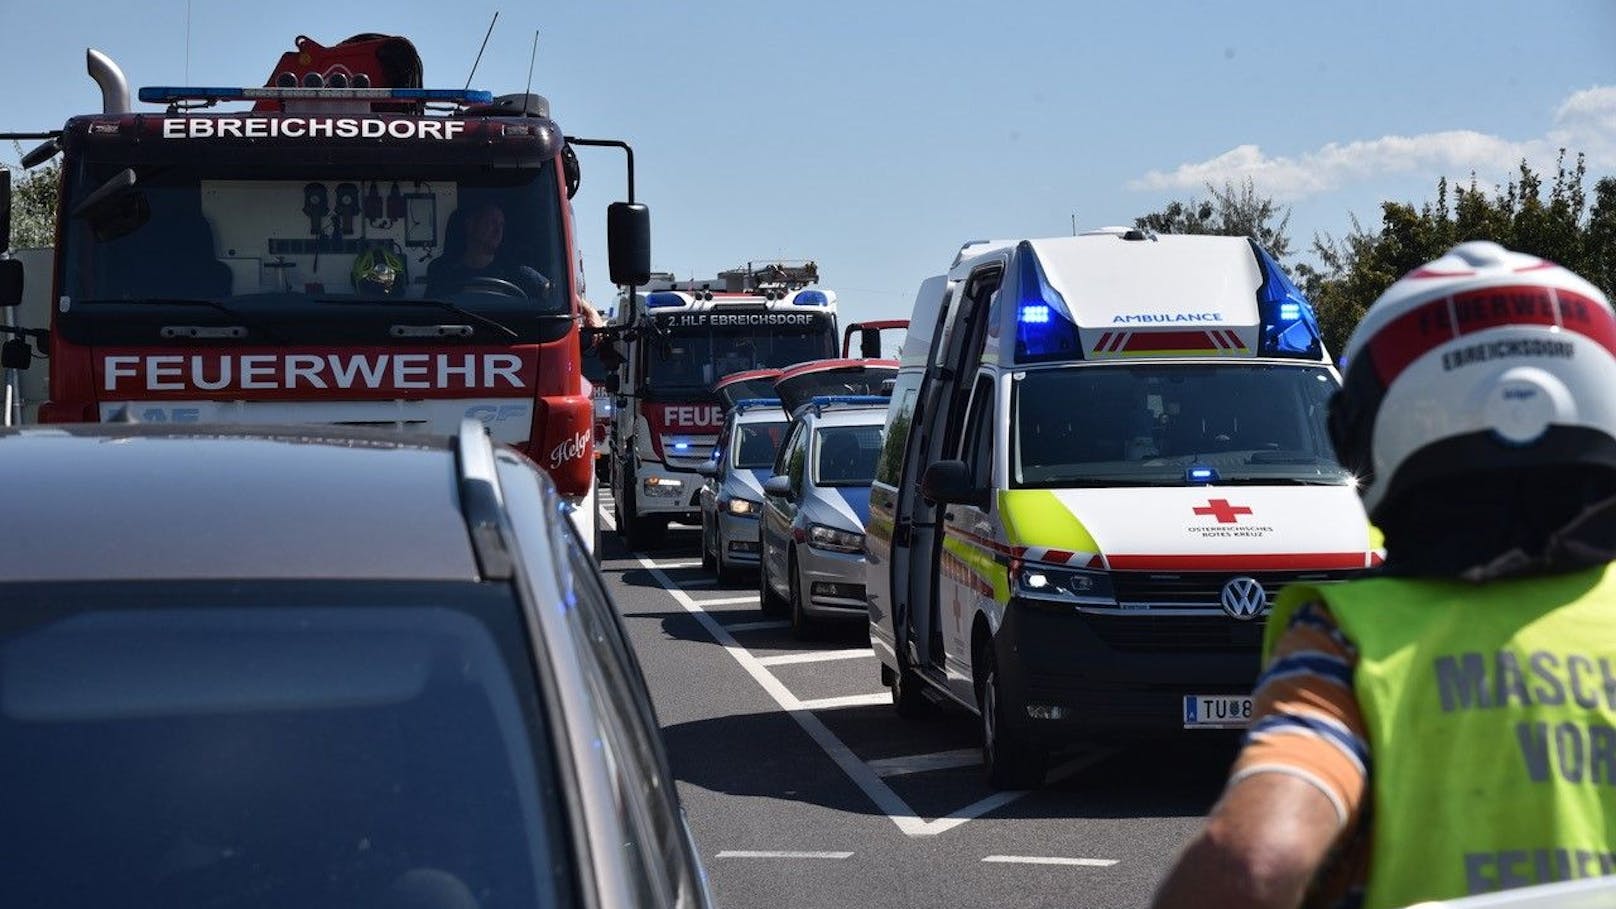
[[607, 202, 651, 287], [920, 460, 988, 509]]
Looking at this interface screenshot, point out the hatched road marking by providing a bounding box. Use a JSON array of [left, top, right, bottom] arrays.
[[691, 594, 762, 606], [756, 648, 875, 667], [634, 551, 1075, 837], [868, 748, 983, 778]]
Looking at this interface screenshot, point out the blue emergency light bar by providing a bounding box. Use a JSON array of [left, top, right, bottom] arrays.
[[1250, 240, 1323, 359], [793, 290, 829, 307], [1186, 465, 1219, 485], [732, 397, 783, 412], [138, 86, 495, 104], [807, 395, 890, 411], [645, 292, 686, 309]]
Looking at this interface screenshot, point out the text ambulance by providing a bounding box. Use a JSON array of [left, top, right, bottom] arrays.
[[0, 34, 652, 552], [608, 263, 837, 548], [865, 228, 1380, 788]]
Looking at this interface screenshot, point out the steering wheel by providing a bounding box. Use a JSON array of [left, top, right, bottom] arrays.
[[457, 276, 529, 298]]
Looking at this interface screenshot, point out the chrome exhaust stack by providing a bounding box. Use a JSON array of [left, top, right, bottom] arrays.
[[87, 48, 130, 115]]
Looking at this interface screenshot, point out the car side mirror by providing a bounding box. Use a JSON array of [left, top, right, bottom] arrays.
[[763, 475, 792, 500], [607, 202, 651, 287], [920, 460, 988, 509], [0, 259, 22, 308]]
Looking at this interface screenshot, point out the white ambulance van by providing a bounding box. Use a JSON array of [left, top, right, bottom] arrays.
[[865, 228, 1380, 788]]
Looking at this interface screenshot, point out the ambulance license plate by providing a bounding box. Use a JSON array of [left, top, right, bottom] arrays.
[[1182, 695, 1253, 729]]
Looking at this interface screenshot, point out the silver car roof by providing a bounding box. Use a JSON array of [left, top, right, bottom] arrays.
[[0, 424, 481, 582]]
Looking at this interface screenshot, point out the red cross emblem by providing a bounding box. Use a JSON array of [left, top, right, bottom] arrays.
[[1194, 498, 1253, 523]]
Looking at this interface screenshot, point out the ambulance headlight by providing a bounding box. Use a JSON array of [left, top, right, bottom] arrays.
[[1012, 564, 1115, 606]]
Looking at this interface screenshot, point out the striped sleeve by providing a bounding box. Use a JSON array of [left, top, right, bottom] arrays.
[[1228, 600, 1369, 831]]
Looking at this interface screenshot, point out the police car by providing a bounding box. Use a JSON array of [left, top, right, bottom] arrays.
[[866, 229, 1380, 788], [697, 396, 791, 578], [0, 421, 712, 907]]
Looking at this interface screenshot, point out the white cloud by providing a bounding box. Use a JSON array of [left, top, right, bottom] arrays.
[[1128, 85, 1616, 200]]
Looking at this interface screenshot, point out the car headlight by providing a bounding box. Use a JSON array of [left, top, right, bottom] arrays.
[[642, 476, 683, 498], [1011, 563, 1115, 606], [726, 497, 761, 516], [808, 523, 864, 554]]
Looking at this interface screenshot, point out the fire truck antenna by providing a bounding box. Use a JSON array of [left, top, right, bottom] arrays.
[[524, 29, 539, 98], [463, 11, 500, 92]]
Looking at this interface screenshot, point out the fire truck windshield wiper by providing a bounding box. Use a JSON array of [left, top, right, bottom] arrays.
[[319, 297, 521, 340], [74, 297, 287, 343]]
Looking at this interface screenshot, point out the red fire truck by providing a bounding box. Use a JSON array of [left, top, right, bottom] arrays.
[[607, 262, 839, 548], [0, 35, 649, 551]]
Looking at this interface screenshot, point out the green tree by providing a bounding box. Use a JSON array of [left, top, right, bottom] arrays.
[[6, 159, 60, 249], [1134, 177, 1293, 260]]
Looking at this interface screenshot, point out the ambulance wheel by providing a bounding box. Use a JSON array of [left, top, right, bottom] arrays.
[[759, 549, 789, 616], [788, 550, 816, 640], [978, 648, 1047, 790], [700, 512, 717, 570]]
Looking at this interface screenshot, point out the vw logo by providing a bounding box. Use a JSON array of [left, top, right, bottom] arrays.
[[1220, 577, 1267, 621]]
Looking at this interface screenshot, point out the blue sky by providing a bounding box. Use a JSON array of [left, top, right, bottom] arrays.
[[3, 1, 1613, 327]]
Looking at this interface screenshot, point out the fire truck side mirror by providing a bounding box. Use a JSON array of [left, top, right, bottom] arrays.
[[607, 202, 651, 287], [1, 168, 10, 252], [602, 371, 621, 395], [0, 259, 22, 308]]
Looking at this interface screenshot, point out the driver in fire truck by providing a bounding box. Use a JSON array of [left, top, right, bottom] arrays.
[[424, 200, 549, 299]]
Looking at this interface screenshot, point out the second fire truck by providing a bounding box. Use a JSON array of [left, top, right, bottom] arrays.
[[608, 262, 838, 548]]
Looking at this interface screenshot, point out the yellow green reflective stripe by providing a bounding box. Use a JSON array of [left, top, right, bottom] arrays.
[[941, 534, 1011, 602], [997, 489, 1100, 552]]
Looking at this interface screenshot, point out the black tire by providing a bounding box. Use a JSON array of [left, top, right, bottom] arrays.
[[700, 511, 716, 570], [618, 478, 666, 550], [978, 646, 1047, 790], [788, 550, 814, 640], [758, 546, 789, 616]]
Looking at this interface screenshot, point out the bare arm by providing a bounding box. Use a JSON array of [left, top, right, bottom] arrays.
[[1150, 771, 1343, 909]]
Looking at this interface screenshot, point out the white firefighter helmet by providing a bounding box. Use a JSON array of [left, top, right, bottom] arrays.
[[1332, 241, 1616, 522]]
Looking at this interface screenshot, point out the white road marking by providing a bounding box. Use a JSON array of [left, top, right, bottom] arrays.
[[716, 851, 854, 860], [793, 692, 892, 710], [867, 748, 983, 778], [653, 560, 705, 569], [756, 648, 875, 667], [635, 550, 1080, 838], [598, 503, 617, 531], [724, 619, 791, 632], [690, 594, 761, 606], [982, 855, 1118, 868]]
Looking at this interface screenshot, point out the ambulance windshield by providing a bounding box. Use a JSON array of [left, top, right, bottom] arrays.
[[61, 160, 568, 313], [1012, 364, 1349, 487]]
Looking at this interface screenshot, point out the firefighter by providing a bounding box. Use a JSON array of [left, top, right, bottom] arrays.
[[1151, 241, 1616, 909]]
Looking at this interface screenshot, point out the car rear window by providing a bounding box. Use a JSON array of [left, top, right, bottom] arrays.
[[0, 580, 576, 909]]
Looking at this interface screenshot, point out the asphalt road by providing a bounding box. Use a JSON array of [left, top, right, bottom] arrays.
[[596, 494, 1239, 909]]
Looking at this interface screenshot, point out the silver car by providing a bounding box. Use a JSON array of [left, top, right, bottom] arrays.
[[758, 398, 886, 638], [0, 421, 712, 908], [698, 399, 790, 579]]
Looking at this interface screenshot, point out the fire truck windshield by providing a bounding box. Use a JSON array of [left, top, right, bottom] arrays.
[[60, 159, 568, 314], [646, 320, 836, 391]]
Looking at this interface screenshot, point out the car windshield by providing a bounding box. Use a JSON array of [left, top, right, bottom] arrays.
[[734, 420, 789, 469], [1012, 363, 1349, 487], [645, 318, 837, 391], [61, 160, 569, 313], [814, 423, 883, 486], [0, 581, 575, 908]]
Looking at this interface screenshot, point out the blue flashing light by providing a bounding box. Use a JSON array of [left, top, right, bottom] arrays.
[[1251, 240, 1323, 359], [1186, 465, 1219, 485], [139, 86, 495, 104], [793, 290, 829, 307], [1013, 243, 1083, 363], [645, 292, 686, 309], [732, 397, 783, 412], [672, 441, 691, 451]]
